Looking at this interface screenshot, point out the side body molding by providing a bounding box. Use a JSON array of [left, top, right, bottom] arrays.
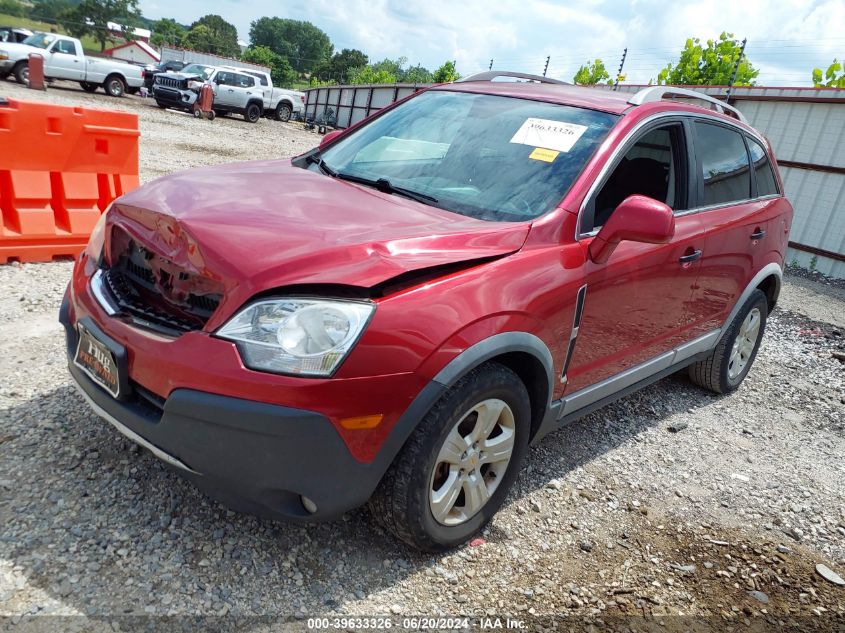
[[532, 262, 783, 443]]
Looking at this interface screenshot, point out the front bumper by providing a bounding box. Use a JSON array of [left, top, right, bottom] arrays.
[[61, 302, 389, 520], [0, 59, 14, 72], [152, 86, 195, 109]]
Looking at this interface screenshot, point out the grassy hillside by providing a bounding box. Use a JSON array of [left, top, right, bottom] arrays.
[[0, 12, 102, 52]]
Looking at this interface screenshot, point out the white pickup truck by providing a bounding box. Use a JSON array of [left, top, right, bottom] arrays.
[[0, 33, 144, 97], [221, 66, 305, 122]]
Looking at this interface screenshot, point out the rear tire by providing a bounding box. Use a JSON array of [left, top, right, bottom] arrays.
[[369, 363, 531, 552], [80, 81, 99, 93], [244, 102, 261, 123], [688, 289, 768, 394], [275, 102, 292, 122], [104, 75, 125, 97]]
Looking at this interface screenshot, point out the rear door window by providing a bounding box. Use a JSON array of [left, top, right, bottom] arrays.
[[747, 138, 779, 197], [694, 121, 752, 206]]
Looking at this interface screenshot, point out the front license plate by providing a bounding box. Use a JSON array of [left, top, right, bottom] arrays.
[[74, 324, 121, 398]]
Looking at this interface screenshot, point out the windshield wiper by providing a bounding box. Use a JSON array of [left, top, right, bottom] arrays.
[[335, 173, 438, 205], [306, 152, 337, 177]]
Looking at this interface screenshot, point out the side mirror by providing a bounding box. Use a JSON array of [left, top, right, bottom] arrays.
[[319, 129, 343, 150], [588, 195, 675, 264]]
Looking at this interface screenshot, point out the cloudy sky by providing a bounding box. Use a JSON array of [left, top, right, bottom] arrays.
[[137, 0, 844, 86]]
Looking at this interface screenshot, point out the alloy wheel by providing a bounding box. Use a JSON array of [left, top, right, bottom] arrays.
[[728, 307, 761, 380], [428, 398, 515, 526]]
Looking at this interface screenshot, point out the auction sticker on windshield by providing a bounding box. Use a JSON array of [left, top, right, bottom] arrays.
[[510, 118, 588, 153]]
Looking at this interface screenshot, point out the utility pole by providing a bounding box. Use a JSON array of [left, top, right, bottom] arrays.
[[543, 55, 550, 77], [725, 38, 747, 105], [613, 48, 627, 91], [489, 58, 493, 70]]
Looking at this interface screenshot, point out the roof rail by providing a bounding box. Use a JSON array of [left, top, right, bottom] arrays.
[[628, 86, 747, 123], [458, 71, 567, 85]]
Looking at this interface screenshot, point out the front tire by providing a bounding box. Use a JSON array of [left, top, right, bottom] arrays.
[[244, 102, 261, 123], [275, 102, 292, 122], [370, 363, 531, 551], [104, 75, 125, 97], [13, 61, 28, 85], [688, 289, 768, 394]]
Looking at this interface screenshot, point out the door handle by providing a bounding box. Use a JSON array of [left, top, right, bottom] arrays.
[[679, 249, 702, 264], [750, 229, 766, 240]]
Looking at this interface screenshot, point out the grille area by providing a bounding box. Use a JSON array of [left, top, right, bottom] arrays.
[[154, 76, 187, 89], [103, 235, 223, 335]]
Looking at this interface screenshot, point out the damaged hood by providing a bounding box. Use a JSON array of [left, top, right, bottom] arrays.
[[108, 160, 529, 316]]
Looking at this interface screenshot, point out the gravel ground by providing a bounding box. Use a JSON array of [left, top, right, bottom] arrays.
[[1, 81, 844, 631]]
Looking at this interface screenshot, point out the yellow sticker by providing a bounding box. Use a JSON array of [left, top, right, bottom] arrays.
[[529, 147, 559, 162]]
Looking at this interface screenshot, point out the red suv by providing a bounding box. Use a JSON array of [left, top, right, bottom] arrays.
[[61, 72, 792, 551]]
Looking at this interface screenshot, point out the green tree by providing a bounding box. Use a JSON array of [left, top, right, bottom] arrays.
[[432, 60, 460, 83], [315, 48, 368, 83], [60, 0, 141, 51], [658, 33, 758, 86], [150, 18, 186, 47], [573, 59, 611, 85], [812, 59, 845, 88], [28, 0, 71, 24], [348, 65, 397, 84], [242, 45, 298, 87], [404, 64, 433, 84], [248, 17, 332, 74], [0, 0, 25, 18], [183, 14, 239, 57]]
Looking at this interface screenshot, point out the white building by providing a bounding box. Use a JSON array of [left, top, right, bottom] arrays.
[[103, 40, 160, 65]]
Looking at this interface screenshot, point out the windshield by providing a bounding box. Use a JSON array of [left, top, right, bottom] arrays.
[[318, 90, 617, 222], [180, 64, 213, 80], [22, 33, 55, 49]]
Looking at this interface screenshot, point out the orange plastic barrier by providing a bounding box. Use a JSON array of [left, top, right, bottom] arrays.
[[0, 97, 139, 263]]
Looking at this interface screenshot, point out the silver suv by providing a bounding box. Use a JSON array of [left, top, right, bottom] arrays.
[[153, 65, 265, 123]]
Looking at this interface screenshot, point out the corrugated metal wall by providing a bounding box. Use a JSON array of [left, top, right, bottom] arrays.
[[305, 83, 845, 277]]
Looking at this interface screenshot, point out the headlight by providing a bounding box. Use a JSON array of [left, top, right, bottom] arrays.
[[0, 52, 9, 61], [84, 207, 109, 262], [217, 298, 375, 377]]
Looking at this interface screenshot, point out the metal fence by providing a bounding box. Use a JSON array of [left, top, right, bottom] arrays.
[[305, 82, 845, 278], [159, 45, 270, 76], [304, 84, 429, 130]]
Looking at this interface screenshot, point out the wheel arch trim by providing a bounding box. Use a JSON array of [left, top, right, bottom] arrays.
[[720, 263, 782, 340], [431, 331, 555, 393]]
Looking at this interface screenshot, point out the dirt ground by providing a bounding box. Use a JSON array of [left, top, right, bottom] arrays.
[[0, 79, 843, 631]]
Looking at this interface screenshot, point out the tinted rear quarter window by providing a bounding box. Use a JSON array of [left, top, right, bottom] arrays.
[[694, 121, 751, 206], [747, 138, 779, 196]]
